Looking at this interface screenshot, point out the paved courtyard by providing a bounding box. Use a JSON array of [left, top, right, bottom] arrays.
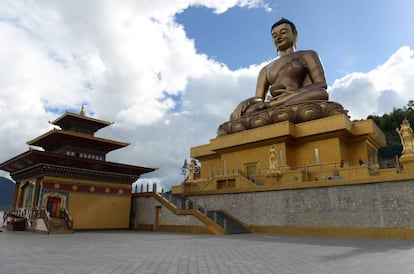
[[1, 230, 414, 274]]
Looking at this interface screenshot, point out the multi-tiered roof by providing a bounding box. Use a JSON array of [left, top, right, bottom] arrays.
[[0, 108, 155, 183]]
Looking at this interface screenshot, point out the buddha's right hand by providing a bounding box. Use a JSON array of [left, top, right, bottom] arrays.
[[230, 97, 263, 120]]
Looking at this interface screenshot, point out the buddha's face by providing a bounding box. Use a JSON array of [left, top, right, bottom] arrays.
[[271, 23, 296, 51]]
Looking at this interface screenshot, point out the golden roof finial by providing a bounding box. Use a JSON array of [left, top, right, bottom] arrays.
[[80, 104, 85, 116]]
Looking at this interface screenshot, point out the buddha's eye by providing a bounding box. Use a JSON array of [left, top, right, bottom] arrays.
[[272, 28, 289, 38]]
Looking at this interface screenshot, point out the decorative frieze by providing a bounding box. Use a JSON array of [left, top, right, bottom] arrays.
[[42, 180, 131, 196]]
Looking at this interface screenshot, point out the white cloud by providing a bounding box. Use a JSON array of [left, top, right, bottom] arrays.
[[0, 0, 267, 188], [0, 1, 412, 190], [103, 64, 259, 187], [191, 0, 272, 13], [329, 46, 414, 119]]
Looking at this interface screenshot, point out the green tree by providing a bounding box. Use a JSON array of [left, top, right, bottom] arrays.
[[181, 158, 188, 178], [407, 100, 414, 111], [368, 100, 414, 159], [193, 159, 201, 175]]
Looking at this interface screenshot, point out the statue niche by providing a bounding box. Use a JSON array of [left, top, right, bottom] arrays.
[[217, 18, 347, 136]]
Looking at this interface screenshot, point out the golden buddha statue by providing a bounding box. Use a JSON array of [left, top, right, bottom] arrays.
[[230, 18, 328, 120]]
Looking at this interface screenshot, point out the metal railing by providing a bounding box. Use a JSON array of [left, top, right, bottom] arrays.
[[158, 192, 248, 234], [5, 207, 73, 232], [62, 208, 74, 230], [40, 208, 52, 232]]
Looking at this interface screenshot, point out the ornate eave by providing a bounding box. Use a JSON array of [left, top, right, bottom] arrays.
[[9, 164, 140, 184], [50, 111, 112, 133], [27, 129, 129, 152], [0, 150, 156, 183]]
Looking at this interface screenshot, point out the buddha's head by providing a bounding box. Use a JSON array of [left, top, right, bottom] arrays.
[[271, 18, 298, 51]]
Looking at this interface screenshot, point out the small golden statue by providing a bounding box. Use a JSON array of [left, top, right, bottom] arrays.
[[396, 118, 414, 156], [269, 145, 278, 172], [187, 159, 195, 182], [268, 145, 282, 178]]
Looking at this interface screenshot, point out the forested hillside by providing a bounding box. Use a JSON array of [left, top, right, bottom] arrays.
[[0, 177, 14, 210], [367, 100, 414, 159]]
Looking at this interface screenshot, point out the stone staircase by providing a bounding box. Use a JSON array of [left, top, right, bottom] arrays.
[[163, 193, 250, 234], [169, 194, 197, 210], [205, 210, 250, 234], [49, 218, 73, 234]]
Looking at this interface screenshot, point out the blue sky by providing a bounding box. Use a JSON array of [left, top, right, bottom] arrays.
[[177, 1, 414, 84], [0, 0, 414, 189]]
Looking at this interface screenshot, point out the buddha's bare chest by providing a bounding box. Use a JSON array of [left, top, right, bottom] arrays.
[[267, 54, 307, 84]]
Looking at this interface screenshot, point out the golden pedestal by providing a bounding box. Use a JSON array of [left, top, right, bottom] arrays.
[[399, 154, 414, 171], [176, 114, 386, 194]]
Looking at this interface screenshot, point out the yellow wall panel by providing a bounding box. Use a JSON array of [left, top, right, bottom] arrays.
[[69, 193, 131, 230]]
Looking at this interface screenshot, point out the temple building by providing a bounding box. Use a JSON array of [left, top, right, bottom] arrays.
[[0, 108, 155, 233]]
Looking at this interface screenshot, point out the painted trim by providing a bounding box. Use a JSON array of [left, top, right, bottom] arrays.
[[157, 225, 214, 234], [42, 180, 130, 196], [248, 226, 414, 240]]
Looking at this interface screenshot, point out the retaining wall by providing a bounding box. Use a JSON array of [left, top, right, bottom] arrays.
[[132, 180, 414, 238]]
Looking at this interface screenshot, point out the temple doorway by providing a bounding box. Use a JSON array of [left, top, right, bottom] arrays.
[[46, 197, 61, 217], [42, 192, 66, 218]]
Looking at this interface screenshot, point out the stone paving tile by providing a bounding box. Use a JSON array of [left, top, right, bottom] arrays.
[[1, 230, 414, 273]]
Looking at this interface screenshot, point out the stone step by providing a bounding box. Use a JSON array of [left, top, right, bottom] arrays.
[[52, 220, 66, 225], [50, 218, 72, 234], [207, 210, 250, 234]]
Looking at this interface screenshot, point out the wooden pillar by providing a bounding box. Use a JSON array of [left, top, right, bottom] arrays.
[[33, 178, 42, 208], [11, 181, 20, 209]]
